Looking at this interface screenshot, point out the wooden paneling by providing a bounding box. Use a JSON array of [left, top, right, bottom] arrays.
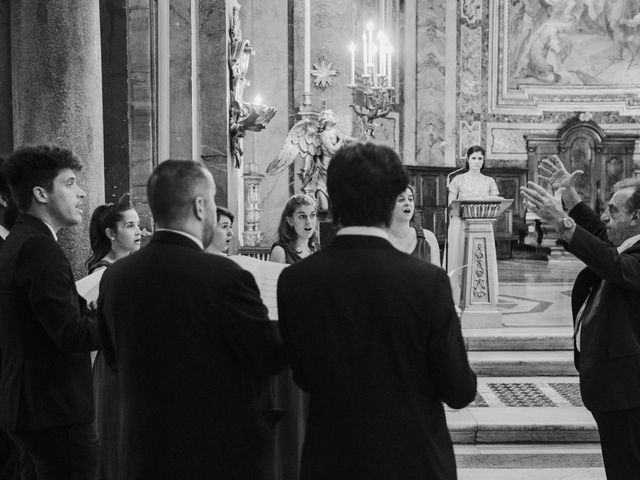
[[408, 166, 527, 259]]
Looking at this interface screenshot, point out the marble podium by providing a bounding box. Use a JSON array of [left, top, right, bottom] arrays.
[[450, 199, 513, 328]]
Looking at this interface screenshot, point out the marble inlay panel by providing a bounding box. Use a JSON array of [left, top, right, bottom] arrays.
[[416, 0, 446, 165], [458, 23, 481, 114]]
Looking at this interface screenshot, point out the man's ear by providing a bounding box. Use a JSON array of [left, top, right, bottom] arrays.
[[193, 196, 205, 221], [33, 186, 48, 204], [631, 209, 640, 226]]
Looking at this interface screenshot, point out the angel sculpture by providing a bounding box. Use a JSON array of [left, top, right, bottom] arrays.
[[267, 109, 351, 212]]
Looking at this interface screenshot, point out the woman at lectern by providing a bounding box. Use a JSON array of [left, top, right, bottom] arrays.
[[447, 145, 500, 307]]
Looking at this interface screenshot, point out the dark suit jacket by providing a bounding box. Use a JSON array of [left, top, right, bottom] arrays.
[[567, 202, 640, 412], [97, 231, 285, 480], [0, 213, 99, 432], [277, 235, 477, 480]]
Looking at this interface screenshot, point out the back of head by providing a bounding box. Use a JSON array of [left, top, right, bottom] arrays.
[[328, 142, 408, 228], [5, 145, 82, 212], [147, 159, 212, 226]]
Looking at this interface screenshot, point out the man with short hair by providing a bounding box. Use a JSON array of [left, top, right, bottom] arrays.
[[521, 155, 640, 478], [0, 145, 100, 479], [98, 160, 285, 479], [277, 142, 477, 479]]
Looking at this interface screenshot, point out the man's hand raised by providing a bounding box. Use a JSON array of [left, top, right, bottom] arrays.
[[538, 155, 583, 192]]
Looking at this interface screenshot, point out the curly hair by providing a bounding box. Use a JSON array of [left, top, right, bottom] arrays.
[[5, 145, 82, 212]]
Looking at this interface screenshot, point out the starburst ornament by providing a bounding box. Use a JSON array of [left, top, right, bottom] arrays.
[[310, 56, 338, 91]]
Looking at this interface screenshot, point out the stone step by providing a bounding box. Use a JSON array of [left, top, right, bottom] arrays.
[[446, 407, 599, 445], [468, 351, 576, 376], [458, 466, 605, 479], [455, 443, 604, 468], [463, 327, 574, 351]]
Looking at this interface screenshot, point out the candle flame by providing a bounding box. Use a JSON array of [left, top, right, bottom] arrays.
[[348, 42, 356, 53], [366, 21, 374, 32], [253, 94, 263, 105]]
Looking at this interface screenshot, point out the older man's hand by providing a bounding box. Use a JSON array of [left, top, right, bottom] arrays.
[[538, 155, 583, 193], [520, 181, 565, 228]]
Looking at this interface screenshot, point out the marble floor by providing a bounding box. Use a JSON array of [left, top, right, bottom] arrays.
[[496, 259, 584, 327]]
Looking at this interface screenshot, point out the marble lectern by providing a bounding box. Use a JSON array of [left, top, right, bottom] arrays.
[[450, 199, 513, 328]]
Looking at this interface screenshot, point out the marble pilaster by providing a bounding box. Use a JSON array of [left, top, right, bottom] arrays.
[[415, 0, 446, 165], [101, 0, 130, 203], [0, 2, 11, 154], [10, 0, 105, 277], [127, 0, 155, 231], [239, 0, 289, 246]]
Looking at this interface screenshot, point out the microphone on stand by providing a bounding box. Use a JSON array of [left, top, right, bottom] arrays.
[[444, 166, 467, 272], [446, 166, 466, 188]]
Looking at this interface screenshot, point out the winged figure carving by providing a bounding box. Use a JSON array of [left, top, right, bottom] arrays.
[[266, 117, 321, 177], [267, 110, 351, 212]]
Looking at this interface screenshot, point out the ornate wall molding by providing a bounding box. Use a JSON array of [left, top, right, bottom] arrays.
[[487, 0, 640, 116]]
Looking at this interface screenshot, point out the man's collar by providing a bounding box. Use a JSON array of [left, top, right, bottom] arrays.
[[618, 233, 640, 253], [336, 226, 389, 240], [155, 228, 204, 250], [0, 225, 9, 240], [41, 219, 58, 241]]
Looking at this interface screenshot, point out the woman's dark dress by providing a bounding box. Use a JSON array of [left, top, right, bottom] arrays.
[[90, 259, 117, 480], [270, 241, 310, 480], [411, 226, 432, 263]]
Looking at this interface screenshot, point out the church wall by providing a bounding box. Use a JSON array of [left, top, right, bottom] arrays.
[[0, 2, 12, 154], [454, 0, 640, 171], [237, 0, 289, 247], [101, 0, 131, 204]]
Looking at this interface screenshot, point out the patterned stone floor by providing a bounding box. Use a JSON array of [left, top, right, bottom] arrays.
[[469, 378, 583, 409]]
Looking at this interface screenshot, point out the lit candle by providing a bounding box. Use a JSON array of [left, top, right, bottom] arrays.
[[348, 42, 356, 85], [253, 94, 263, 105], [378, 32, 387, 77], [304, 0, 311, 94], [366, 22, 374, 73], [387, 46, 393, 88], [362, 31, 367, 74], [371, 43, 377, 86]]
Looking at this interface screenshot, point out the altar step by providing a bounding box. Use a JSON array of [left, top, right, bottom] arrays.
[[454, 443, 603, 469], [468, 351, 575, 376], [464, 328, 575, 376], [464, 327, 573, 351], [447, 407, 598, 445]]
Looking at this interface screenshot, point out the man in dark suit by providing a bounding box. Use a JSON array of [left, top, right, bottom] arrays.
[[0, 146, 100, 479], [277, 143, 477, 480], [521, 155, 640, 478], [0, 154, 20, 480], [97, 160, 285, 480]]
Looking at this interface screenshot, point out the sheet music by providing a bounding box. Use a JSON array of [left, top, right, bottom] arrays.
[[75, 267, 106, 303], [228, 255, 288, 320]]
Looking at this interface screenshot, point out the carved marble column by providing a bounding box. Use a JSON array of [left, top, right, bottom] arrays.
[[10, 0, 104, 277]]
